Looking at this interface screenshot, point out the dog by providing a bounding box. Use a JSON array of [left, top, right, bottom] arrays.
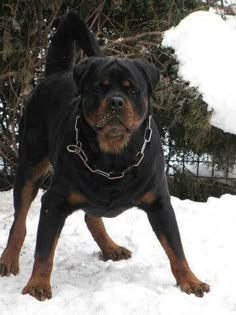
[[0, 12, 209, 301]]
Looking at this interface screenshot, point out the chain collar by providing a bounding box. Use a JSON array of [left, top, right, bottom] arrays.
[[67, 115, 153, 180]]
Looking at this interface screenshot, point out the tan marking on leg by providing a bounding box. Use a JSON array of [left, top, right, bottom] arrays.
[[0, 159, 50, 276], [86, 216, 132, 261], [32, 159, 51, 180], [0, 181, 35, 275], [22, 233, 59, 301], [159, 236, 210, 297], [10, 159, 50, 251]]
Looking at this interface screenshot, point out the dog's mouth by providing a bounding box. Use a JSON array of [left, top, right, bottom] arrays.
[[96, 114, 130, 137]]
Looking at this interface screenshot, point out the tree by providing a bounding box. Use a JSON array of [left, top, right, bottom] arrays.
[[3, 0, 234, 201]]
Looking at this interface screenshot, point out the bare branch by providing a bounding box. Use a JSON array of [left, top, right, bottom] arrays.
[[0, 71, 16, 80]]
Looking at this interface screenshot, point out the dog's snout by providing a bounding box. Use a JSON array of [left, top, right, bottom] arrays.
[[109, 96, 125, 109]]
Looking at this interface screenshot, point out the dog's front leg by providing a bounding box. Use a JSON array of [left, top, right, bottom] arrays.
[[22, 192, 68, 301], [143, 194, 210, 297]]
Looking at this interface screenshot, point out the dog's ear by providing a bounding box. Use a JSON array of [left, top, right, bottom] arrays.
[[132, 59, 160, 97]]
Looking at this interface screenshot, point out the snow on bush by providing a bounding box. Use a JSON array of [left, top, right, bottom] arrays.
[[162, 10, 236, 135]]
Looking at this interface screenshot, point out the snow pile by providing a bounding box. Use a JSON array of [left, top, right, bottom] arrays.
[[0, 190, 236, 314], [162, 10, 236, 135]]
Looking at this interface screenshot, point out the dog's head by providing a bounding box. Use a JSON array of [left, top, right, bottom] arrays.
[[73, 57, 159, 154]]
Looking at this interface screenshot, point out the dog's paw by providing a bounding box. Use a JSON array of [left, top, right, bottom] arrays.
[[0, 257, 19, 276], [22, 280, 52, 301], [101, 246, 132, 261], [178, 280, 210, 297]]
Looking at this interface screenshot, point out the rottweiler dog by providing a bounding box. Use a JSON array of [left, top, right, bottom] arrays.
[[0, 12, 209, 301]]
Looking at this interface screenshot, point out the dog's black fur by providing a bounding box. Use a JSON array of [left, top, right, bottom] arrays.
[[0, 12, 209, 300]]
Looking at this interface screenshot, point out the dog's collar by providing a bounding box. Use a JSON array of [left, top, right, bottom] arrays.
[[67, 115, 153, 180]]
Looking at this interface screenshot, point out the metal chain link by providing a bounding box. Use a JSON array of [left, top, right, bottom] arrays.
[[67, 115, 153, 180]]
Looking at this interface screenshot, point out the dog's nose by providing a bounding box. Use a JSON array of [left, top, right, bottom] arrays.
[[109, 96, 125, 109]]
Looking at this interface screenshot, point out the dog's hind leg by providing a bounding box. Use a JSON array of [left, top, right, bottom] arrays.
[[0, 158, 50, 276], [85, 215, 132, 261]]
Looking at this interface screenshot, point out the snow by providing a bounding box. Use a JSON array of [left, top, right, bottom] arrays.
[[222, 0, 236, 5], [162, 10, 236, 135], [186, 162, 236, 179], [212, 0, 236, 5], [0, 190, 236, 314]]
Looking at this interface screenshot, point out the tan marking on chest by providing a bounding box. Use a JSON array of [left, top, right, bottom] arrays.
[[140, 191, 156, 204], [67, 192, 88, 206]]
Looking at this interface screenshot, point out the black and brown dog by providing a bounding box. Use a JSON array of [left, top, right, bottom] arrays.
[[0, 12, 209, 301]]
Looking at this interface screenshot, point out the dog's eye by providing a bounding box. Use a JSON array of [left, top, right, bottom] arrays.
[[129, 89, 138, 95], [94, 86, 104, 94]]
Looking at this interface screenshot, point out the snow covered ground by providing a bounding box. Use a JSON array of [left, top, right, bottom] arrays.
[[0, 190, 236, 315], [162, 10, 236, 135]]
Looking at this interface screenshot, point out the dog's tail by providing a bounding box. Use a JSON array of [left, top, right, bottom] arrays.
[[45, 11, 103, 77]]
